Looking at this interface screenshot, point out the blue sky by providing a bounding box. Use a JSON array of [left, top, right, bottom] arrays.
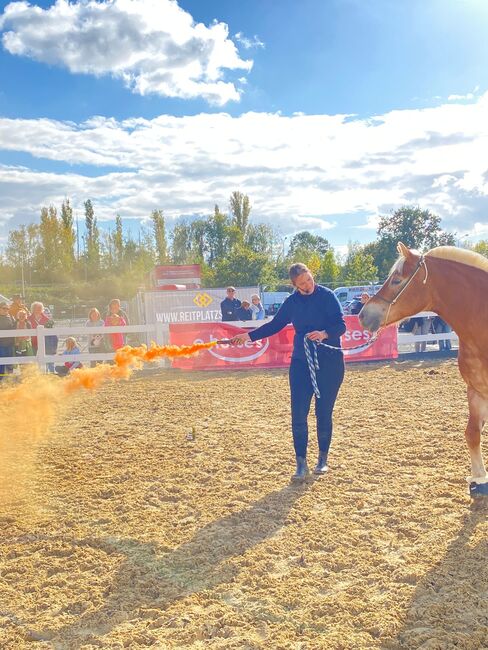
[[1, 0, 488, 253]]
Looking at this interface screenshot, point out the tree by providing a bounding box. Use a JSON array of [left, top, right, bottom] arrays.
[[363, 237, 397, 280], [341, 244, 378, 284], [59, 199, 76, 273], [114, 215, 124, 266], [84, 199, 100, 277], [151, 210, 168, 264], [229, 191, 251, 239], [206, 205, 232, 267], [170, 220, 192, 263], [38, 205, 61, 276], [245, 222, 277, 256], [287, 231, 331, 261], [473, 240, 488, 258], [213, 246, 277, 287], [377, 206, 455, 251], [317, 249, 340, 286]]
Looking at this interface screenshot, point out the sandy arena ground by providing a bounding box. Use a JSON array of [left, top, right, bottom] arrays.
[[1, 358, 488, 649]]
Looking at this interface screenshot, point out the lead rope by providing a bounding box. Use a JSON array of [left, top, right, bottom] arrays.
[[303, 331, 382, 399], [303, 336, 322, 399]]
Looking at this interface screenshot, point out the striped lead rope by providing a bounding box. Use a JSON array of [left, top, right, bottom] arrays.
[[303, 331, 381, 399], [303, 336, 322, 399]]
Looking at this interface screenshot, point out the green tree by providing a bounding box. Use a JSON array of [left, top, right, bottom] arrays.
[[151, 210, 168, 264], [114, 215, 124, 266], [84, 199, 100, 277], [287, 231, 331, 260], [363, 237, 397, 280], [170, 220, 192, 263], [213, 246, 277, 287], [206, 205, 233, 267], [229, 191, 251, 239], [59, 199, 76, 273], [377, 206, 455, 251], [473, 240, 488, 258], [341, 244, 378, 284], [39, 205, 60, 274], [317, 249, 340, 286], [246, 222, 277, 256]]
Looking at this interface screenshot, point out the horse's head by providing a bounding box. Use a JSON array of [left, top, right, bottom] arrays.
[[359, 242, 430, 333]]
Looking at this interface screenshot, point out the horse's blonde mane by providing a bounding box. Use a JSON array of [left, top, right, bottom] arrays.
[[426, 246, 488, 273]]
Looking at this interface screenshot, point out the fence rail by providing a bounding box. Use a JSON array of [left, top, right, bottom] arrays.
[[0, 314, 458, 372]]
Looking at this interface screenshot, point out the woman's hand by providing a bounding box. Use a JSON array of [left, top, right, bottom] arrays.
[[230, 332, 251, 345], [307, 330, 328, 342]]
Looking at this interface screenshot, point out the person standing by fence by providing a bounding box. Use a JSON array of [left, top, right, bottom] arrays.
[[230, 263, 346, 481], [86, 308, 106, 365], [0, 302, 16, 380], [15, 309, 33, 358]]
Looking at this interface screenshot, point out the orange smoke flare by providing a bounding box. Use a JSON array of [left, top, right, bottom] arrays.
[[64, 341, 217, 392]]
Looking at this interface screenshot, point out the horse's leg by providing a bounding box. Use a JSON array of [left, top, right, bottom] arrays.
[[466, 388, 488, 496]]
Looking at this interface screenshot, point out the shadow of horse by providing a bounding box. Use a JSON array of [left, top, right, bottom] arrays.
[[382, 502, 488, 649], [27, 482, 309, 646]]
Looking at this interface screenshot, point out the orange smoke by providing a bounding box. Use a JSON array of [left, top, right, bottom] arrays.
[[64, 341, 217, 392], [0, 341, 217, 506]]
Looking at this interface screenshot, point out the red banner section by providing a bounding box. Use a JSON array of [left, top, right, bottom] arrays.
[[169, 316, 397, 370]]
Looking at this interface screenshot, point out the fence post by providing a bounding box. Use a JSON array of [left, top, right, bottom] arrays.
[[154, 322, 170, 367], [37, 325, 46, 373]]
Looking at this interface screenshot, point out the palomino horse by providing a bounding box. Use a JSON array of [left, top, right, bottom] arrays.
[[359, 242, 488, 497]]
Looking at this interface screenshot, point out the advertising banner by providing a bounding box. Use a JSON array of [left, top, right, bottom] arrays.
[[150, 264, 201, 289], [169, 316, 397, 370], [144, 286, 259, 325]]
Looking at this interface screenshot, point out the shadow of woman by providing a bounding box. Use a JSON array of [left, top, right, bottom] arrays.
[[382, 502, 488, 649], [36, 481, 311, 646]]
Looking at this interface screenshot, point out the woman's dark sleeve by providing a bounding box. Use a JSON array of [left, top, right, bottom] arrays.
[[248, 299, 292, 342], [325, 293, 347, 339]]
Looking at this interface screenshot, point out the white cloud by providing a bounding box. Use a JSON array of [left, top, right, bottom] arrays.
[[234, 32, 265, 50], [0, 0, 252, 104], [1, 93, 488, 242], [448, 93, 475, 101]]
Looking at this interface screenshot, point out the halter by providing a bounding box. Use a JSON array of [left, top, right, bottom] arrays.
[[375, 255, 429, 327]]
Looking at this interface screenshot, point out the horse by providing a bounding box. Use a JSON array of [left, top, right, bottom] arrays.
[[359, 242, 488, 497]]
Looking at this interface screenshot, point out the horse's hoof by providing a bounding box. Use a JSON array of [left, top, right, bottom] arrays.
[[469, 481, 488, 497]]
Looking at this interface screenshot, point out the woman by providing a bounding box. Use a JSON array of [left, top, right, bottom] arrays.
[[55, 337, 82, 376], [0, 301, 15, 380], [104, 311, 126, 352], [15, 309, 33, 357], [250, 294, 265, 320], [231, 263, 346, 481], [27, 301, 57, 372], [86, 307, 106, 366]]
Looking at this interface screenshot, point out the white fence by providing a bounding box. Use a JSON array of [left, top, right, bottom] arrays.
[[0, 313, 458, 374], [0, 323, 169, 372]]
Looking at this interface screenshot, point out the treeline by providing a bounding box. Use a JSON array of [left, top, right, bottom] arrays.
[[0, 191, 477, 308]]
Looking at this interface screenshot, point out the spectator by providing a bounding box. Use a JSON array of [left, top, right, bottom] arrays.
[[104, 312, 126, 351], [9, 294, 29, 320], [349, 292, 370, 316], [106, 298, 129, 324], [55, 337, 82, 376], [27, 301, 58, 372], [0, 301, 16, 380], [220, 286, 241, 321], [15, 309, 33, 357], [107, 298, 129, 345], [250, 294, 265, 320], [434, 316, 452, 351], [349, 297, 363, 315], [235, 299, 253, 321], [86, 307, 106, 366], [412, 316, 432, 353]]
